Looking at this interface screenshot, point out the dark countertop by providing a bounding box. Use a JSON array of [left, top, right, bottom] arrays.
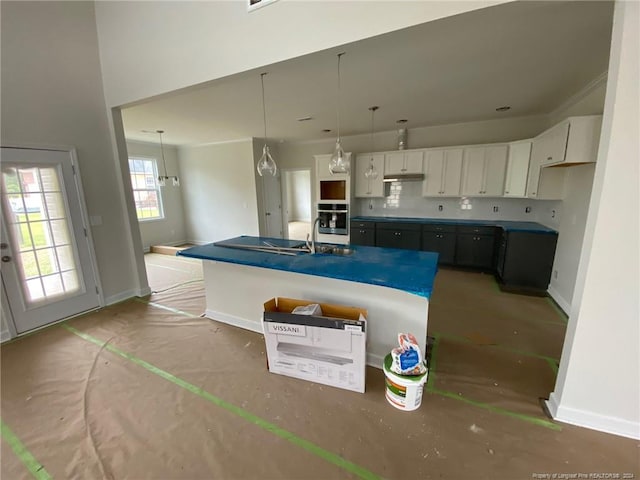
[[351, 216, 557, 234], [178, 236, 439, 299]]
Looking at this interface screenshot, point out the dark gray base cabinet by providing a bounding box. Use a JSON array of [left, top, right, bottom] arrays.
[[496, 231, 558, 292], [351, 220, 557, 295], [421, 225, 456, 265], [350, 221, 376, 246], [454, 226, 497, 269], [375, 223, 421, 250]]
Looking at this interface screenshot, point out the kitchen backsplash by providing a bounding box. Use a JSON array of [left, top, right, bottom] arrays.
[[353, 181, 562, 229]]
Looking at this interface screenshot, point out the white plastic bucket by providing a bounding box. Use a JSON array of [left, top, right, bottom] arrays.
[[383, 353, 428, 411]]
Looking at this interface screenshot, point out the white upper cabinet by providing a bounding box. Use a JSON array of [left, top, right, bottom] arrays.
[[527, 135, 566, 199], [315, 153, 352, 179], [461, 145, 508, 196], [422, 148, 463, 196], [538, 115, 602, 166], [354, 154, 384, 198], [504, 140, 532, 198], [384, 150, 424, 175], [526, 115, 602, 199]]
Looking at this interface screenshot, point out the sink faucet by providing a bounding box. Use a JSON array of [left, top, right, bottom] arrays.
[[306, 217, 321, 254]]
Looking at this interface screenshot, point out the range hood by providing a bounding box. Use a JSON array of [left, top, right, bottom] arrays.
[[383, 173, 425, 182]]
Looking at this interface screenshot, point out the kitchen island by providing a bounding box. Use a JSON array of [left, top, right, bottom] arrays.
[[178, 236, 439, 367]]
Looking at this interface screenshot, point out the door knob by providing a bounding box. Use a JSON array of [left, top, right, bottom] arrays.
[[265, 212, 271, 216], [1, 256, 11, 263]]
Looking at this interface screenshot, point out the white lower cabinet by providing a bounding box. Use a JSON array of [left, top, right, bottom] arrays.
[[461, 145, 507, 196], [354, 154, 384, 197], [504, 140, 532, 197], [422, 148, 463, 196]]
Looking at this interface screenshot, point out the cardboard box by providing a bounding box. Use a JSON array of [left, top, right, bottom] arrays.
[[263, 297, 367, 393]]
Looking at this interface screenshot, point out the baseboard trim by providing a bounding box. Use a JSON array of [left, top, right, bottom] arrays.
[[204, 309, 384, 369], [136, 287, 152, 297], [547, 286, 570, 316], [204, 309, 264, 335], [1, 329, 12, 343], [547, 393, 640, 440]]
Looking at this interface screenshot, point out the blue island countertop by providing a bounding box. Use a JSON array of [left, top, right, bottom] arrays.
[[178, 236, 439, 299], [351, 216, 557, 234]]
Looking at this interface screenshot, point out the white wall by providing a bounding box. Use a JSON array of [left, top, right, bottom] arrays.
[[545, 78, 607, 312], [1, 1, 141, 305], [548, 0, 639, 439], [94, 1, 505, 108], [178, 140, 260, 244], [126, 141, 187, 250]]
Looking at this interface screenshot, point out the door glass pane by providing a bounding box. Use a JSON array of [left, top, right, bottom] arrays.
[[2, 165, 82, 307], [44, 192, 65, 219], [50, 219, 70, 245]]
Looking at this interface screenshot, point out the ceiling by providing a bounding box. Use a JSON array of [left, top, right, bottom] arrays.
[[122, 1, 614, 147]]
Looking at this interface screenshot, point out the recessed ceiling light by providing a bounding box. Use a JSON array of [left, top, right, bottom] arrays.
[[297, 116, 313, 122], [396, 119, 408, 124], [496, 106, 511, 112]]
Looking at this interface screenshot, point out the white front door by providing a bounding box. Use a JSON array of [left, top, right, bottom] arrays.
[[0, 147, 100, 334]]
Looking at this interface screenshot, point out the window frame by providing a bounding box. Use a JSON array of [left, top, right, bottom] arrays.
[[128, 156, 165, 222]]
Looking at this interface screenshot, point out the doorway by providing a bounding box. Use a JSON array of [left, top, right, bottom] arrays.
[[281, 169, 311, 241], [0, 147, 101, 335]]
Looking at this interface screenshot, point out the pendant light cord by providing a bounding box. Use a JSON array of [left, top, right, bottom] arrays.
[[261, 72, 268, 143], [336, 53, 344, 142], [157, 130, 168, 177]]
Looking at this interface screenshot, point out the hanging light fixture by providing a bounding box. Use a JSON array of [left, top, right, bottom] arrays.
[[156, 130, 179, 187], [365, 106, 379, 181], [329, 52, 349, 175], [256, 72, 277, 177]]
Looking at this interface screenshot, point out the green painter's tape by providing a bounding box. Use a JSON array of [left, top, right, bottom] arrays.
[[60, 324, 379, 480], [1, 420, 52, 480], [133, 298, 200, 318], [425, 334, 440, 391], [545, 358, 559, 376], [546, 297, 568, 324], [429, 388, 562, 431]]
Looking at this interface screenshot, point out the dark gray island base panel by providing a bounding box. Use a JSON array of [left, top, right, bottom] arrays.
[[350, 217, 559, 296]]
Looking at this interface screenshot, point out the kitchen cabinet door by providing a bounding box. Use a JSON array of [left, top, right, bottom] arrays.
[[483, 145, 508, 196], [422, 231, 456, 264], [461, 147, 486, 195], [496, 231, 558, 293], [538, 122, 569, 166], [422, 148, 462, 197], [504, 141, 531, 197], [350, 226, 376, 246], [384, 151, 424, 175], [315, 153, 351, 179], [354, 154, 384, 197], [461, 145, 507, 196], [527, 137, 566, 199], [455, 234, 495, 269], [375, 223, 421, 250]]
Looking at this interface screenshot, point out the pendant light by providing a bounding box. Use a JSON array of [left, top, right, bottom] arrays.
[[329, 52, 349, 175], [364, 106, 379, 181], [156, 130, 179, 187], [256, 72, 278, 177]]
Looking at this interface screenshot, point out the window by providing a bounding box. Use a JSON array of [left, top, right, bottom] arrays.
[[128, 157, 164, 221]]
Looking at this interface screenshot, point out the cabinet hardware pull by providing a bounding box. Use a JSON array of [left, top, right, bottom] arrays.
[[547, 156, 553, 161]]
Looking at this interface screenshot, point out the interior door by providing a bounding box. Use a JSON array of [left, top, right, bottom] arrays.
[[262, 172, 283, 238], [0, 147, 100, 334]]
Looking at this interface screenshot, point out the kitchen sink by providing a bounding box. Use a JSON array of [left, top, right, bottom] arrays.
[[314, 244, 353, 256]]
